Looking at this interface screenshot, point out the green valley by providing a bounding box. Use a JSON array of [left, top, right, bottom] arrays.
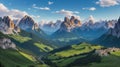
[[42, 43, 120, 67]]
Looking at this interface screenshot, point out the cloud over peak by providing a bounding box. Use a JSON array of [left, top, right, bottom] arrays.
[[54, 9, 80, 19], [0, 3, 28, 19], [55, 9, 79, 16]]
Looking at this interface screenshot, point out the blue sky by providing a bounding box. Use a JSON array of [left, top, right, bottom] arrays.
[[0, 0, 120, 22]]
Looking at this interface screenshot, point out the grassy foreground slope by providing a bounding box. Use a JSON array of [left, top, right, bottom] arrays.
[[9, 34, 53, 54], [0, 32, 49, 67], [0, 30, 55, 56], [0, 48, 48, 67]]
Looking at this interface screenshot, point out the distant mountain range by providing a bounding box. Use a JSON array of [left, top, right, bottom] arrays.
[[0, 15, 120, 67], [39, 20, 62, 35], [94, 17, 120, 47], [51, 16, 117, 41], [0, 15, 119, 47]]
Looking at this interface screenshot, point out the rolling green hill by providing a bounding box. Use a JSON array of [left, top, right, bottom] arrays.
[[43, 43, 103, 67], [43, 42, 120, 67], [0, 48, 48, 67], [0, 30, 55, 56], [1, 31, 120, 67], [0, 31, 50, 67]]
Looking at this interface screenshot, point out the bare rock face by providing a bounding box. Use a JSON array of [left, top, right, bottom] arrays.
[[19, 15, 35, 30], [39, 20, 62, 35], [2, 16, 15, 29], [59, 16, 81, 32], [95, 47, 120, 56], [0, 16, 20, 34], [108, 17, 120, 38], [0, 16, 21, 34], [0, 38, 17, 50], [32, 23, 39, 30]]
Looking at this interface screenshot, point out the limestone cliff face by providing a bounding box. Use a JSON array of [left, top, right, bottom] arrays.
[[108, 17, 120, 38], [59, 16, 81, 32], [0, 38, 16, 50], [2, 16, 15, 29], [0, 16, 20, 34], [19, 15, 35, 30]]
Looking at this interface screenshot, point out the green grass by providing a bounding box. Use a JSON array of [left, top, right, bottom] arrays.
[[90, 55, 120, 67], [46, 43, 103, 67], [8, 34, 54, 54], [110, 51, 120, 56], [18, 50, 36, 62], [34, 43, 53, 52], [0, 48, 35, 67], [0, 48, 49, 67], [54, 43, 102, 57], [56, 55, 86, 67], [8, 34, 31, 43]]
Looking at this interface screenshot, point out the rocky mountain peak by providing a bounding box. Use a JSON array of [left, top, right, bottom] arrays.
[[0, 16, 20, 34], [2, 16, 15, 29], [32, 23, 39, 30], [0, 17, 2, 21], [88, 15, 95, 24], [20, 15, 35, 25], [70, 16, 75, 21], [117, 17, 120, 27], [19, 15, 35, 30], [59, 16, 81, 32], [64, 16, 70, 22], [108, 17, 120, 38]]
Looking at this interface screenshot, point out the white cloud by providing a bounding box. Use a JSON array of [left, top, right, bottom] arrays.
[[0, 3, 8, 12], [32, 4, 50, 10], [96, 0, 120, 7], [0, 3, 28, 19], [54, 9, 80, 19], [55, 9, 79, 16], [39, 7, 50, 10], [48, 1, 54, 5], [89, 7, 96, 11], [82, 7, 96, 11]]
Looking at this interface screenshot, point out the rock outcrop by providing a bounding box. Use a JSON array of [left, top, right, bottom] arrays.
[[18, 15, 36, 30], [0, 38, 17, 50], [0, 16, 20, 34], [39, 20, 62, 35], [95, 47, 120, 56], [59, 16, 81, 32], [2, 16, 15, 29], [108, 17, 120, 38]]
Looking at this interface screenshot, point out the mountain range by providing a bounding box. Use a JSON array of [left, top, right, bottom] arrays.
[[49, 16, 117, 46], [0, 15, 120, 67], [94, 17, 120, 47]]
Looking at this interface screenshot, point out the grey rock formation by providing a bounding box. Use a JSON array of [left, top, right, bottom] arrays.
[[108, 17, 120, 38], [59, 16, 81, 32], [19, 15, 36, 30], [0, 38, 17, 50], [0, 16, 20, 34]]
